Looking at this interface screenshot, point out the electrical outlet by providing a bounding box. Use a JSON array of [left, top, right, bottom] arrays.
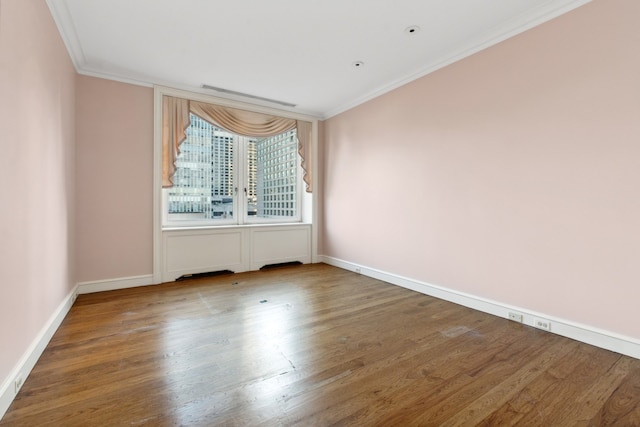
[[508, 312, 523, 323], [534, 318, 551, 331], [14, 373, 24, 394]]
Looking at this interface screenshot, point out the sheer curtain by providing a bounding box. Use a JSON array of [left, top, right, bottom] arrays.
[[162, 95, 313, 192]]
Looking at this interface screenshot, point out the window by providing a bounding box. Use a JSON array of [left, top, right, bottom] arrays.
[[252, 129, 299, 218], [164, 114, 301, 226]]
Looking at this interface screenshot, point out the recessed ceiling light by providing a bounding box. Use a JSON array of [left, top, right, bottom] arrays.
[[352, 61, 365, 68], [405, 25, 421, 35]]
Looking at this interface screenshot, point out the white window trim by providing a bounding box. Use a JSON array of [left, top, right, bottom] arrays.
[[162, 131, 304, 227], [152, 86, 319, 284]]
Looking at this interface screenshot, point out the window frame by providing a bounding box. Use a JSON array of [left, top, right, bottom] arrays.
[[162, 124, 304, 228]]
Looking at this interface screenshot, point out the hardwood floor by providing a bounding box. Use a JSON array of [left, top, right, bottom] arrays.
[[2, 263, 639, 426]]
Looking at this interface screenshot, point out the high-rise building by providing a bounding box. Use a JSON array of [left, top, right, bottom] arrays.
[[167, 114, 234, 219], [255, 130, 298, 217]]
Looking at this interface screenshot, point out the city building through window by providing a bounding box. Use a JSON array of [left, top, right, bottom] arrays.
[[165, 114, 300, 225]]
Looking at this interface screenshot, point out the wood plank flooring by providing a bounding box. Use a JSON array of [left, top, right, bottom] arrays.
[[2, 263, 639, 426]]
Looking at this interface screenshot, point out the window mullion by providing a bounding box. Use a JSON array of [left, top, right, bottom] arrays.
[[236, 135, 246, 225]]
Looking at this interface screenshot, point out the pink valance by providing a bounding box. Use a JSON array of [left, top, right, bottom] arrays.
[[162, 96, 313, 192]]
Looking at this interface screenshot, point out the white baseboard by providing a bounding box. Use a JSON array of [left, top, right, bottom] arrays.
[[3, 261, 637, 422], [1, 274, 155, 420], [0, 284, 79, 420], [320, 256, 640, 360], [77, 274, 154, 294]]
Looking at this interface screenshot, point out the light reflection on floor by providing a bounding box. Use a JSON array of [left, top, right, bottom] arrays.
[[161, 283, 307, 424]]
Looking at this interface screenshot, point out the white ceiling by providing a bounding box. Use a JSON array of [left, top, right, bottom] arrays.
[[47, 0, 590, 118]]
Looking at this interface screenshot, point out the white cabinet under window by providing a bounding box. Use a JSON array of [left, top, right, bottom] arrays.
[[162, 224, 311, 282]]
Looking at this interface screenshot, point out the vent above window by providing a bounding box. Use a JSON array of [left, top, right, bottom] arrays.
[[201, 85, 297, 108]]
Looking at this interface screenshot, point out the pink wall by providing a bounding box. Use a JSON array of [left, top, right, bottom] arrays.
[[75, 76, 154, 283], [0, 0, 76, 383], [321, 0, 640, 339]]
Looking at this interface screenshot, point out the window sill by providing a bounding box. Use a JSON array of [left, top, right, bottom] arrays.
[[162, 222, 310, 232]]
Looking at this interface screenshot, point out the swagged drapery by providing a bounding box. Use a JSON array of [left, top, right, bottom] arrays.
[[162, 95, 313, 192]]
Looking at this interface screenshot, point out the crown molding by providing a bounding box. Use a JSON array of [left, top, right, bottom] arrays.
[[47, 0, 592, 121], [323, 0, 593, 119]]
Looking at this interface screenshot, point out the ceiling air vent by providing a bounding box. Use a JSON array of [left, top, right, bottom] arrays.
[[201, 85, 296, 108]]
